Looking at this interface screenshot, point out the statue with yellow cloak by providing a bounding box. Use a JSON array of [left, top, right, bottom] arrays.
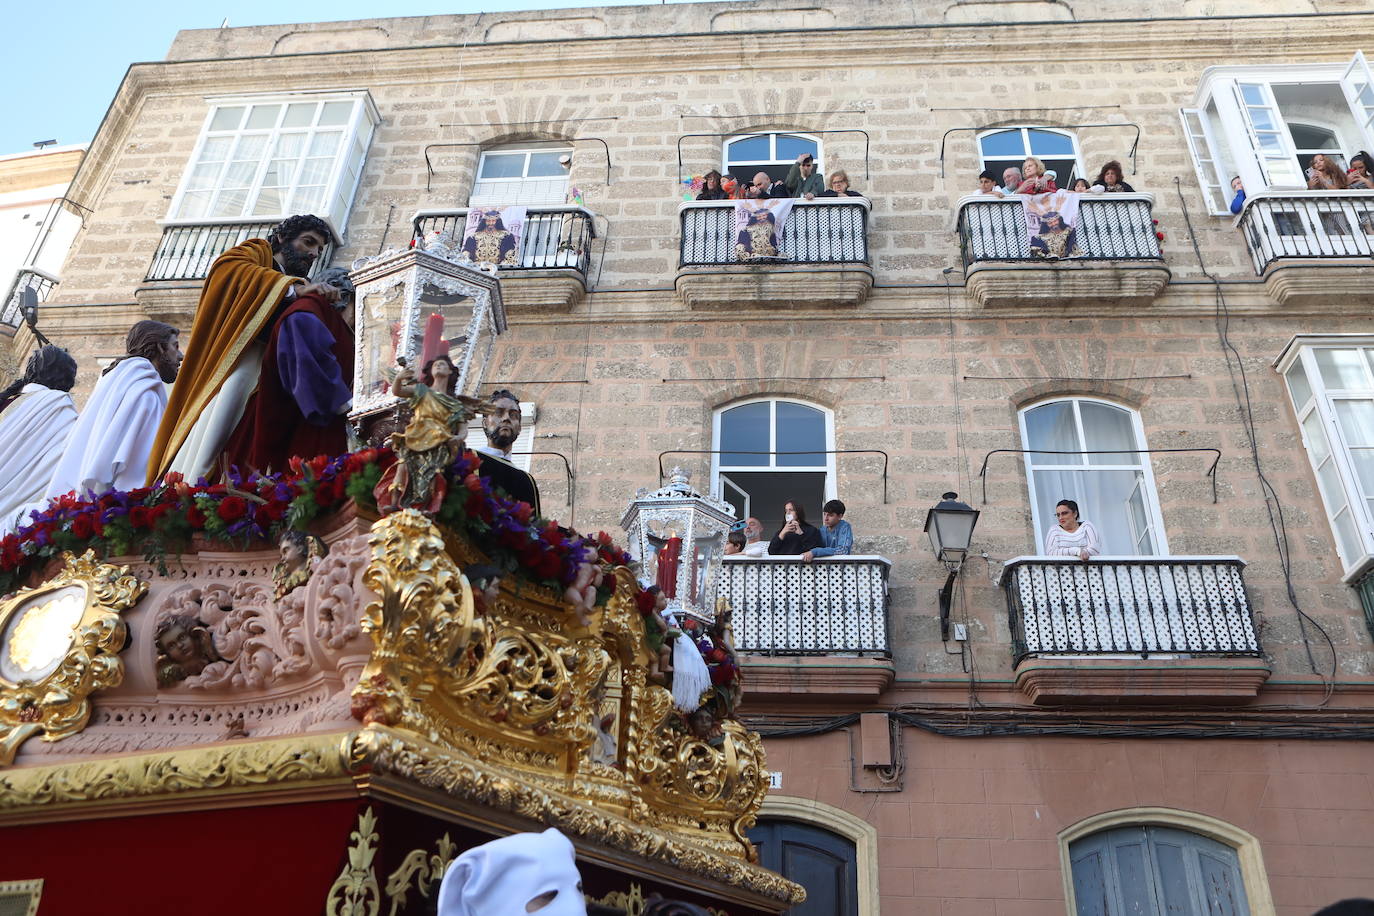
[[145, 215, 340, 484]]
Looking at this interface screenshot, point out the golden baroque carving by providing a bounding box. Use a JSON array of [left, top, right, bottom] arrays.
[[384, 831, 457, 916], [326, 806, 382, 916], [0, 551, 147, 765]]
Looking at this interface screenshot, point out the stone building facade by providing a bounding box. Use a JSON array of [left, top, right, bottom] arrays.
[[12, 0, 1374, 912]]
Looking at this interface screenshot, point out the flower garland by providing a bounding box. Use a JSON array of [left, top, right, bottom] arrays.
[[0, 447, 631, 600]]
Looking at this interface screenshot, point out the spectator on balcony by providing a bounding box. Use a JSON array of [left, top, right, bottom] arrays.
[[1044, 499, 1101, 561], [1347, 152, 1374, 189], [1092, 160, 1135, 193], [802, 499, 854, 562], [742, 516, 769, 557], [1070, 178, 1091, 193], [725, 530, 747, 555], [696, 170, 729, 201], [1016, 158, 1058, 194], [785, 153, 826, 200], [1229, 176, 1246, 215], [820, 170, 864, 198], [745, 171, 788, 200], [976, 170, 1005, 198], [768, 500, 822, 556], [1307, 153, 1349, 190], [1001, 167, 1024, 196]]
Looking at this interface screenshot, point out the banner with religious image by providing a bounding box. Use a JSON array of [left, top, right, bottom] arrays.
[[460, 206, 527, 266], [733, 199, 795, 261], [1023, 190, 1082, 259]]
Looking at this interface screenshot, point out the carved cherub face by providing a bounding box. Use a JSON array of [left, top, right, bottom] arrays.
[[689, 709, 715, 738], [158, 623, 198, 666], [279, 536, 307, 570]]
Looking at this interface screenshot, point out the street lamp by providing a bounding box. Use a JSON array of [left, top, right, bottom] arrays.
[[922, 492, 980, 640], [20, 287, 51, 347]]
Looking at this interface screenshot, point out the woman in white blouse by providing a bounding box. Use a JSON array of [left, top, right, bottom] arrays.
[[1044, 499, 1102, 561]]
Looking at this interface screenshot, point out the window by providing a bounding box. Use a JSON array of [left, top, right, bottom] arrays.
[[1183, 52, 1374, 210], [470, 145, 571, 206], [723, 132, 821, 188], [712, 398, 834, 533], [1020, 398, 1167, 556], [170, 92, 377, 233], [1069, 825, 1250, 915], [748, 820, 858, 916], [1279, 338, 1374, 578], [978, 127, 1082, 188]]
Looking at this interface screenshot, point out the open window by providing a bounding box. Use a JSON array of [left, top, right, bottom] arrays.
[[978, 127, 1083, 188], [722, 132, 821, 188], [1019, 398, 1168, 556], [1184, 52, 1374, 210], [711, 398, 834, 534], [1278, 336, 1374, 580], [168, 91, 377, 237]]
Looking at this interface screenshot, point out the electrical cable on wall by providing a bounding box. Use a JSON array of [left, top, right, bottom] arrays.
[[1171, 176, 1338, 702]]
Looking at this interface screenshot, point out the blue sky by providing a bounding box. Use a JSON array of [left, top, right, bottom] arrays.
[[4, 0, 675, 155]]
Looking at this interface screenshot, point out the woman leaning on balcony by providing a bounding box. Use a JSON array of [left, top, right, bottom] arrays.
[[1044, 499, 1102, 562], [819, 170, 864, 198], [1015, 157, 1057, 194]]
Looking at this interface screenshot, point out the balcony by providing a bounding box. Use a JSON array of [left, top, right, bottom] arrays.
[[1235, 190, 1374, 307], [1001, 556, 1269, 705], [956, 193, 1169, 308], [1, 268, 57, 329], [413, 207, 596, 310], [675, 199, 873, 309], [714, 555, 893, 699]]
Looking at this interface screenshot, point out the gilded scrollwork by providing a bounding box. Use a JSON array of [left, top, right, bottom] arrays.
[[0, 551, 146, 765], [383, 832, 457, 916], [326, 806, 382, 916]]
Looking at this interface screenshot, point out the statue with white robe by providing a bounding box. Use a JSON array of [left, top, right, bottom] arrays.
[[45, 321, 182, 500], [0, 346, 79, 533]]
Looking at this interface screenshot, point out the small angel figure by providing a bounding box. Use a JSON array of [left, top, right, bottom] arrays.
[[272, 530, 327, 600], [635, 585, 676, 683], [563, 561, 603, 628], [154, 614, 221, 687]]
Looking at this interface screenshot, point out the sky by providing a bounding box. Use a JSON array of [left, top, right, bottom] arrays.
[[3, 0, 678, 155]]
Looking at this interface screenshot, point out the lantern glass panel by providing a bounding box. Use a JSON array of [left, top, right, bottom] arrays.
[[356, 284, 406, 404]]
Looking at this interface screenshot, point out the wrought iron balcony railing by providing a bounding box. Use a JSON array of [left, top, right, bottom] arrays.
[[1234, 190, 1374, 274], [1, 268, 58, 328], [957, 192, 1162, 267], [412, 207, 596, 276], [678, 198, 871, 267], [714, 555, 891, 655], [1001, 556, 1261, 663], [145, 220, 335, 282]]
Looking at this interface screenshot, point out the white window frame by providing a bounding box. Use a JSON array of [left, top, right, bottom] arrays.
[[1018, 396, 1169, 557], [976, 126, 1085, 187], [1276, 334, 1374, 581], [722, 132, 824, 177], [1187, 54, 1374, 206], [710, 397, 837, 505], [1180, 105, 1234, 215], [470, 145, 572, 207], [165, 89, 379, 241]]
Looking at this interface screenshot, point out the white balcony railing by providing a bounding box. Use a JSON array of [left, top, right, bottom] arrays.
[[956, 192, 1162, 266], [678, 198, 871, 267], [714, 555, 890, 655], [1000, 556, 1261, 662], [1, 267, 58, 328], [1234, 189, 1374, 274], [146, 219, 335, 282]]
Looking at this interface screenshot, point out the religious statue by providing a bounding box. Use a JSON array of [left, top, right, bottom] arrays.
[[154, 613, 221, 687], [272, 530, 327, 601], [588, 673, 619, 768], [372, 354, 486, 516], [635, 586, 676, 684], [734, 208, 779, 260], [461, 209, 519, 266], [563, 561, 603, 629]]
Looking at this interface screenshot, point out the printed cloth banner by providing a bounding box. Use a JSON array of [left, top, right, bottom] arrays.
[[1023, 190, 1082, 259], [733, 199, 795, 261], [461, 206, 527, 266]]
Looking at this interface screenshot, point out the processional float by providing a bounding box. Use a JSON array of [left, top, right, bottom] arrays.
[[0, 234, 801, 915]]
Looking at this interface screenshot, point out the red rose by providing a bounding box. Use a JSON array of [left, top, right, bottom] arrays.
[[534, 552, 562, 580], [187, 506, 207, 528], [308, 455, 329, 477], [71, 514, 95, 540], [129, 507, 154, 530], [263, 500, 288, 521], [542, 524, 566, 548], [463, 474, 483, 494], [511, 501, 533, 524], [313, 480, 338, 507], [217, 496, 248, 522]]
